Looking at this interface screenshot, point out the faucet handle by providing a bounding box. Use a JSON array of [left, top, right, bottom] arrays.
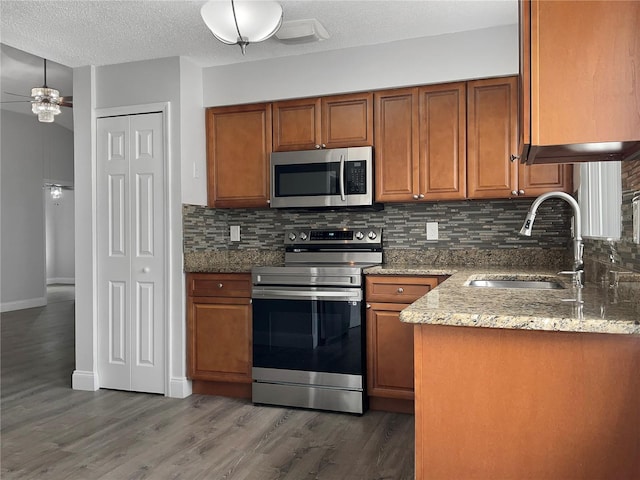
[[558, 270, 584, 288]]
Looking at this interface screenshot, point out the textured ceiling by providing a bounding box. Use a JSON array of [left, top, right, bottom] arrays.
[[0, 0, 517, 131], [0, 0, 517, 68]]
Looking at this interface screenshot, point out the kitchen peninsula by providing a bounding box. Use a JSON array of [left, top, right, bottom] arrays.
[[384, 265, 640, 480]]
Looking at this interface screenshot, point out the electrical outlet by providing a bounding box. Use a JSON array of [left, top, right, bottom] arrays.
[[426, 222, 438, 241], [230, 225, 240, 242]]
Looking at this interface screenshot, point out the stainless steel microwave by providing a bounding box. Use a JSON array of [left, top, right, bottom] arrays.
[[270, 146, 373, 208]]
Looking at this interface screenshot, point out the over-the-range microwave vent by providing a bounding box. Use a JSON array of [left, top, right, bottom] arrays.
[[522, 141, 640, 165]]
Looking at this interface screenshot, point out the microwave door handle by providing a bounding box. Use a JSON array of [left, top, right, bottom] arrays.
[[339, 154, 346, 201]]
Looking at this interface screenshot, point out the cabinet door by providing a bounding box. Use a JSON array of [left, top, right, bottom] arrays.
[[518, 163, 573, 198], [418, 83, 467, 200], [366, 303, 415, 400], [321, 92, 373, 148], [188, 300, 252, 382], [272, 98, 321, 151], [467, 77, 518, 199], [374, 88, 419, 202], [528, 0, 640, 146], [206, 104, 271, 208]]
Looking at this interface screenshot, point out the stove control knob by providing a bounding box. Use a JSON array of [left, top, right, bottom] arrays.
[[299, 232, 308, 241], [355, 231, 365, 240], [367, 231, 377, 240], [288, 232, 296, 241]]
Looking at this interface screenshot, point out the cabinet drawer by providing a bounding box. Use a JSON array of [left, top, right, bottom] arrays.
[[366, 276, 438, 304], [187, 273, 251, 298]]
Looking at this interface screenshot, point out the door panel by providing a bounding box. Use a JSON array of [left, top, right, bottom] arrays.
[[98, 112, 165, 394], [109, 280, 127, 365], [374, 88, 419, 202]]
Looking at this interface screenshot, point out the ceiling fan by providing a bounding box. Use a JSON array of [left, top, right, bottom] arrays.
[[1, 58, 72, 123]]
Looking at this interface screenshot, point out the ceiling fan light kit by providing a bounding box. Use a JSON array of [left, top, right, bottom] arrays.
[[200, 0, 283, 55], [31, 86, 61, 122]]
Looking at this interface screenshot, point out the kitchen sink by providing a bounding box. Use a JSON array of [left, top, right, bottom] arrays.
[[467, 279, 565, 290]]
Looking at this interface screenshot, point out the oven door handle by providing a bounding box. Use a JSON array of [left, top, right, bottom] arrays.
[[252, 287, 362, 302], [339, 154, 346, 202]]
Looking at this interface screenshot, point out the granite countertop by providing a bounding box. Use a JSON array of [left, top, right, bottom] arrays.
[[366, 265, 640, 335], [185, 251, 639, 335]]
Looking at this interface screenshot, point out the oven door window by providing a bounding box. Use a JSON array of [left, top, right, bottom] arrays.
[[273, 162, 340, 197], [253, 298, 363, 375]]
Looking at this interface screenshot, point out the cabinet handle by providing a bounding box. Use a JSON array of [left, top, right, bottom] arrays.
[[418, 193, 425, 199], [413, 194, 419, 200], [511, 190, 518, 196], [315, 144, 321, 149], [321, 143, 326, 148], [518, 189, 525, 195], [218, 283, 223, 288], [397, 287, 404, 293], [510, 154, 520, 163], [366, 304, 371, 309]]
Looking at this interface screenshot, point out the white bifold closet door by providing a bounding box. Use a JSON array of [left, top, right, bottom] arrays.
[[97, 112, 165, 394]]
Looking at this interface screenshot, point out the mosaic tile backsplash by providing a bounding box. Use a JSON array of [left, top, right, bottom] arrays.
[[183, 198, 573, 254]]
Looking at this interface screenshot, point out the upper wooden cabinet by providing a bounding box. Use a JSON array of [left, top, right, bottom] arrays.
[[206, 103, 271, 208], [467, 76, 571, 199], [272, 92, 373, 151], [374, 83, 466, 202], [519, 0, 640, 163]]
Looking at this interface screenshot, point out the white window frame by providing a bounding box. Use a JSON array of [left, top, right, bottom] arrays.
[[577, 161, 622, 240]]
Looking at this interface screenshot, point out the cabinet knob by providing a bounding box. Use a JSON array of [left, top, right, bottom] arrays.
[[418, 193, 425, 199], [142, 267, 150, 273], [413, 194, 419, 200], [397, 287, 404, 293], [510, 154, 520, 163], [511, 190, 518, 196], [321, 143, 326, 148], [315, 144, 321, 149], [518, 189, 525, 195], [366, 304, 371, 309], [218, 283, 223, 288]]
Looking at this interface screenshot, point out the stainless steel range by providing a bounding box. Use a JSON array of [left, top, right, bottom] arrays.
[[251, 227, 382, 414]]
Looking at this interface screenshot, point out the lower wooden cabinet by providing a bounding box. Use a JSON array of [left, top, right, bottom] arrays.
[[186, 273, 252, 398], [365, 275, 441, 413]]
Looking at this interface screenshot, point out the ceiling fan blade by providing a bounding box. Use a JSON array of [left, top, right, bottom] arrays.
[[3, 91, 32, 99], [59, 96, 73, 108], [0, 100, 32, 104]]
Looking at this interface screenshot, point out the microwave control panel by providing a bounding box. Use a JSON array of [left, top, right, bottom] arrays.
[[346, 161, 367, 194]]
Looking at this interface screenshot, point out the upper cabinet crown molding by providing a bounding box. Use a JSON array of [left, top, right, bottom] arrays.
[[519, 0, 640, 164], [272, 92, 373, 152]]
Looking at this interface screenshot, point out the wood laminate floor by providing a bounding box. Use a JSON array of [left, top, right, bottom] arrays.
[[1, 285, 415, 480]]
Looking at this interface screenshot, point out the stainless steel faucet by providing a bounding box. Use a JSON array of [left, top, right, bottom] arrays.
[[519, 191, 584, 287]]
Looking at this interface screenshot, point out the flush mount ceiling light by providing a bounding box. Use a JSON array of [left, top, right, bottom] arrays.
[[200, 0, 283, 55]]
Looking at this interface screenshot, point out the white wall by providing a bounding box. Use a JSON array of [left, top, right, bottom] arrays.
[[203, 25, 518, 106], [180, 57, 207, 206], [1, 109, 74, 312], [45, 189, 75, 284]]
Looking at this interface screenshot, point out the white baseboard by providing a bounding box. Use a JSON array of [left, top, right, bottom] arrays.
[[72, 370, 100, 391], [0, 296, 47, 313], [168, 377, 192, 398], [47, 277, 75, 285]]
